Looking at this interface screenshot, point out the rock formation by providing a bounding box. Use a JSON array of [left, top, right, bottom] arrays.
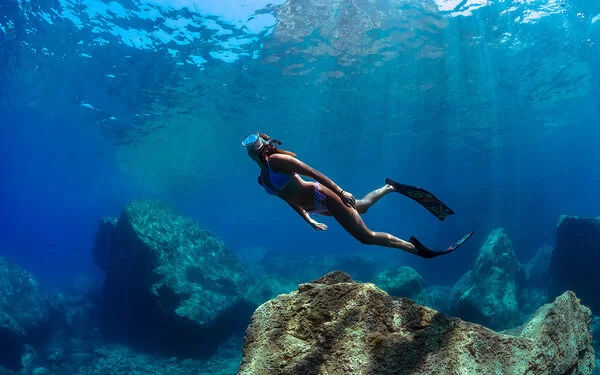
[[238, 271, 595, 375], [449, 228, 525, 330], [93, 200, 255, 358]]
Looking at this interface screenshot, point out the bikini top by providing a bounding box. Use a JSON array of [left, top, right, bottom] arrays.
[[261, 159, 295, 195]]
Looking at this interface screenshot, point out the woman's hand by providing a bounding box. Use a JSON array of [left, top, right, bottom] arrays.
[[339, 191, 356, 209], [310, 220, 328, 231]]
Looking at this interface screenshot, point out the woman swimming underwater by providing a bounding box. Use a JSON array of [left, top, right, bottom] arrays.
[[242, 132, 472, 259]]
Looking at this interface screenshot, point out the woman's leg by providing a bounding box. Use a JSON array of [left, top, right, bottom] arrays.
[[355, 183, 395, 214], [322, 187, 418, 255]]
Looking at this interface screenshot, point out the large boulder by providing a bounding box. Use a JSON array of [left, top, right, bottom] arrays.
[[0, 258, 49, 370], [238, 271, 595, 375], [550, 215, 600, 313], [93, 200, 255, 358], [449, 228, 525, 330]]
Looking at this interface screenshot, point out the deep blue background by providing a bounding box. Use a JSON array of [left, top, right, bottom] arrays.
[[0, 111, 152, 287], [1, 0, 599, 290]]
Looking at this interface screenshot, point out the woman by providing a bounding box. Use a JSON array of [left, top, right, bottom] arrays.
[[242, 132, 472, 259]]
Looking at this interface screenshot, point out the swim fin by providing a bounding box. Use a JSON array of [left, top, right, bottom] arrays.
[[386, 178, 455, 221], [409, 232, 473, 259]]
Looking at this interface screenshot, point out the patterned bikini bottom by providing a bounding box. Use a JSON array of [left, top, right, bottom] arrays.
[[308, 182, 329, 215]]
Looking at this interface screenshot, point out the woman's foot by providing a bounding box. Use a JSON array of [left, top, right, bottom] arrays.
[[409, 236, 455, 259], [385, 177, 402, 193], [409, 232, 473, 259]]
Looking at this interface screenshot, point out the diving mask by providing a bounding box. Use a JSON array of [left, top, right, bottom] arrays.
[[242, 132, 281, 151], [241, 132, 264, 150]]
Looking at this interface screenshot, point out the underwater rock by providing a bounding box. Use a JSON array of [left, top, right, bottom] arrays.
[[373, 266, 425, 299], [21, 344, 43, 372], [449, 228, 525, 330], [92, 200, 255, 358], [238, 271, 594, 375], [524, 244, 553, 288], [311, 270, 354, 284], [550, 215, 600, 313], [0, 257, 49, 370]]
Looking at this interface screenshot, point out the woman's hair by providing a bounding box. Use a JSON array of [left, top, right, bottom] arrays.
[[259, 133, 297, 160]]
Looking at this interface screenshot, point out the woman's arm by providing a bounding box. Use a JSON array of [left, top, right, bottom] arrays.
[[287, 202, 327, 231], [270, 154, 342, 194]]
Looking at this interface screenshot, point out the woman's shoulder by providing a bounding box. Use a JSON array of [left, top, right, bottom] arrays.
[[267, 153, 296, 169], [268, 153, 294, 163]]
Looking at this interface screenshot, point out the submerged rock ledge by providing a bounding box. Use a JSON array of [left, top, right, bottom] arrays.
[[238, 271, 595, 375]]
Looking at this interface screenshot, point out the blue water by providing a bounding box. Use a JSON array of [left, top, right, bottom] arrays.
[[5, 109, 598, 288], [1, 0, 600, 372], [1, 0, 599, 286]]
